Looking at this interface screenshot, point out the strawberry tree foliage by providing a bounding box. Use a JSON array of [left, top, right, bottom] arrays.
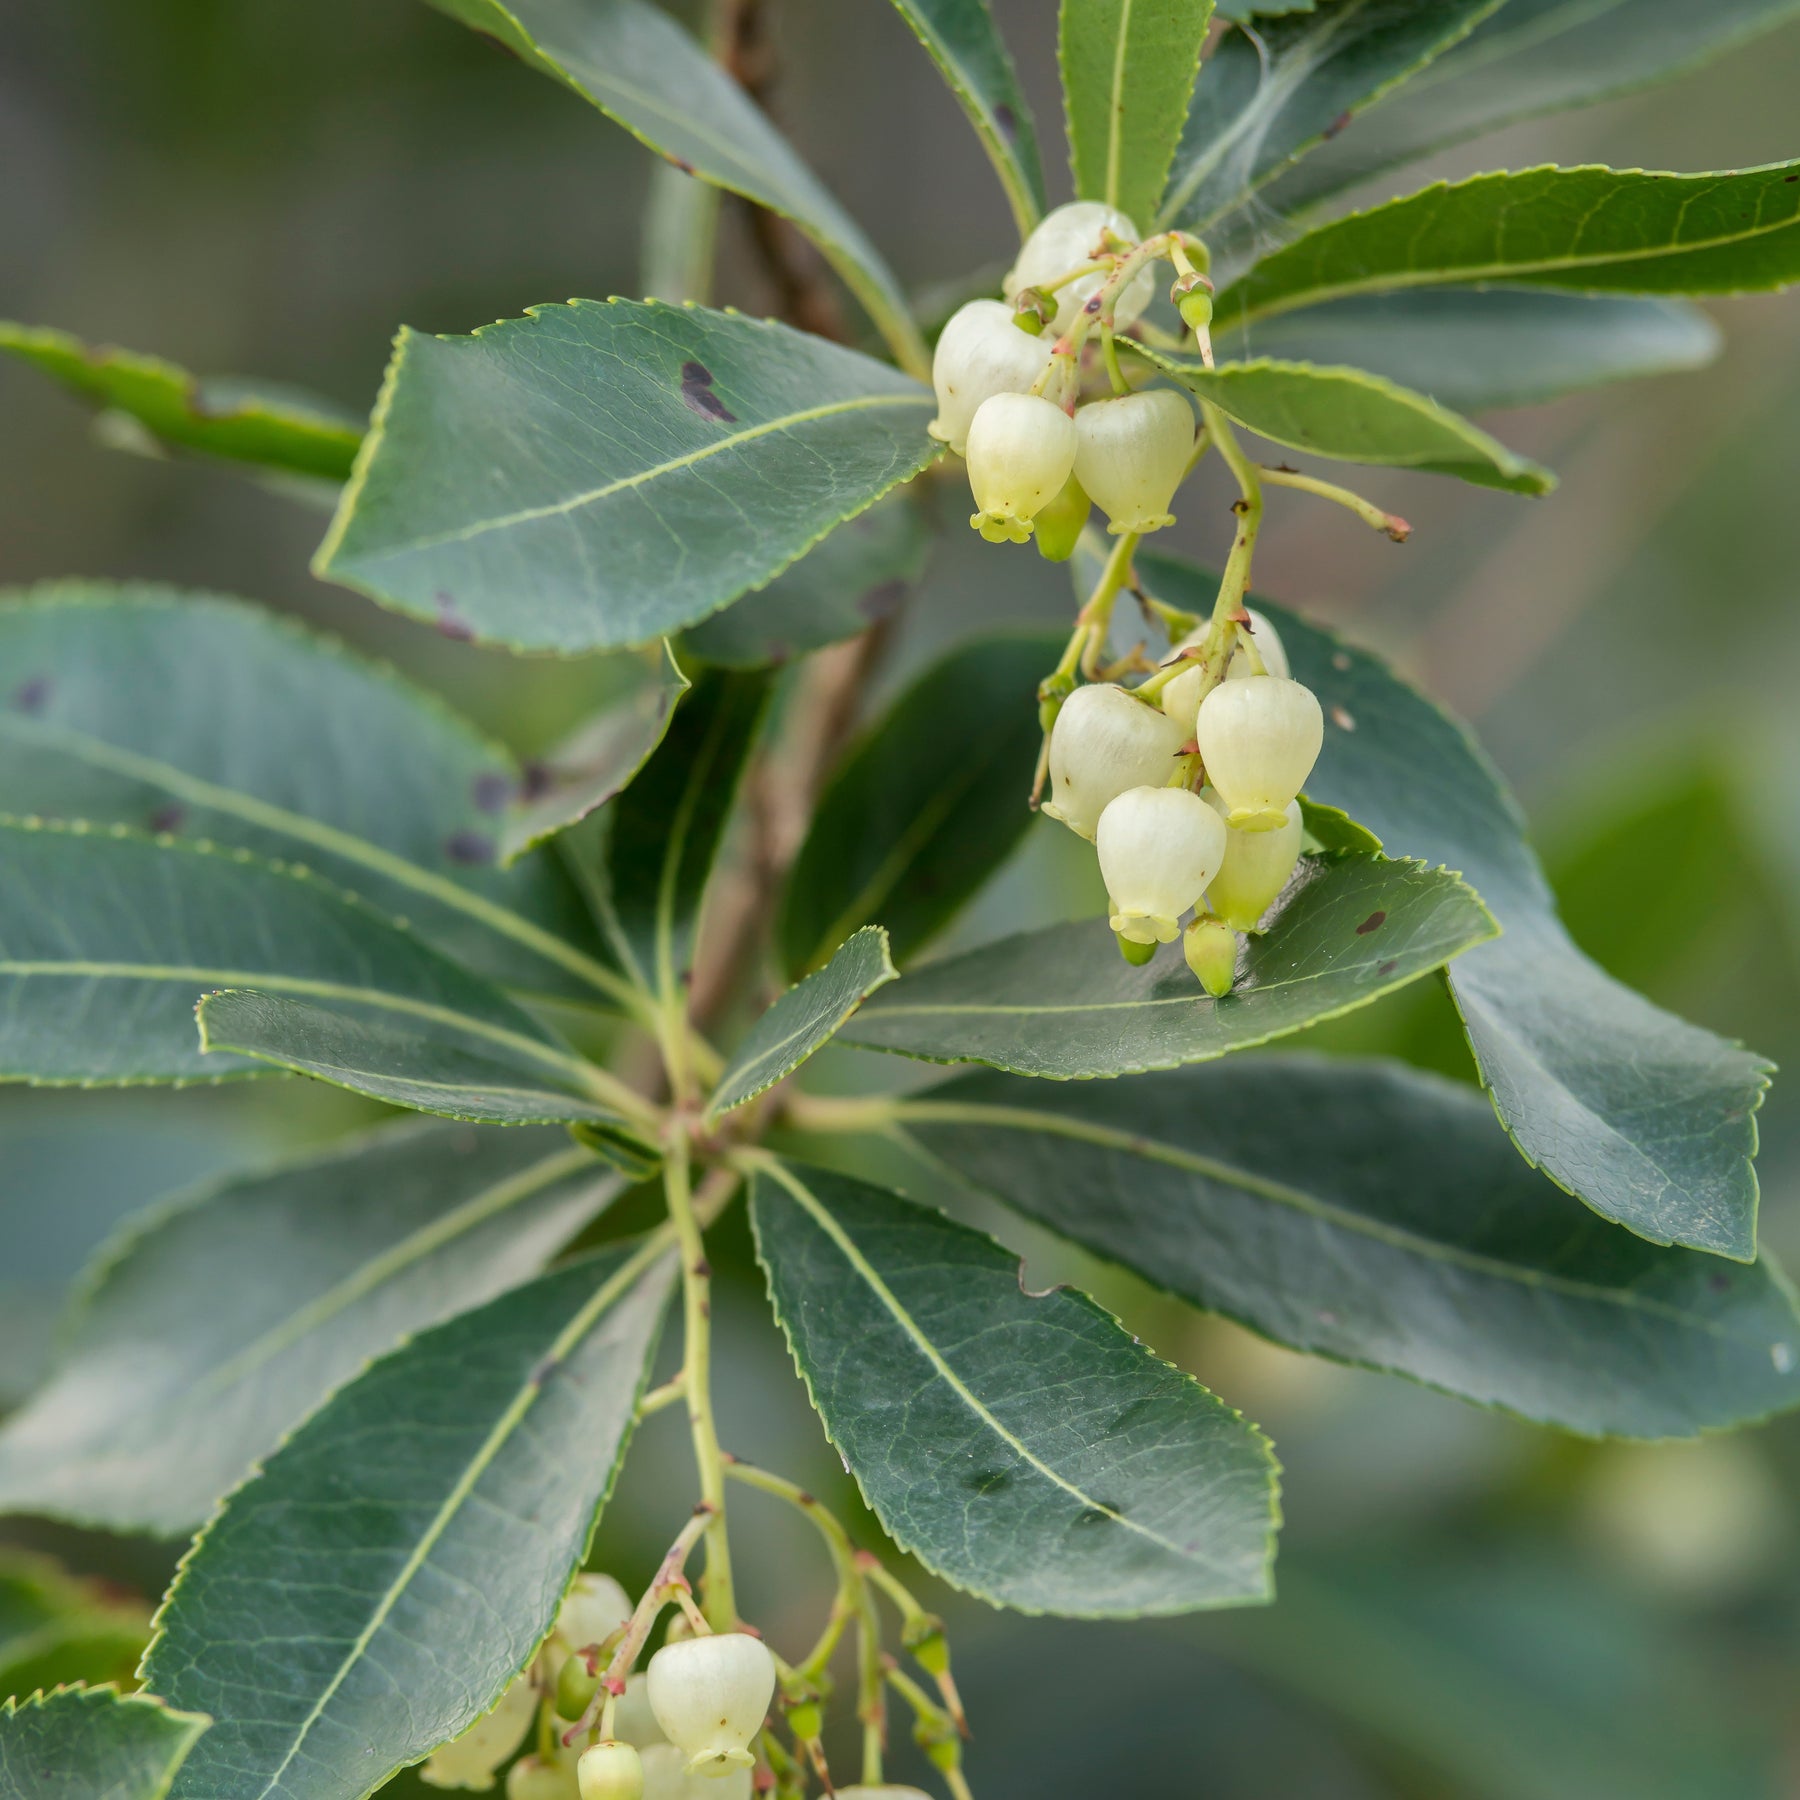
[[1, 2, 1798, 1795]]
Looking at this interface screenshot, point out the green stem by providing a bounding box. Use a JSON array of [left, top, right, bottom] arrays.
[[665, 1136, 736, 1628], [1258, 464, 1411, 541]]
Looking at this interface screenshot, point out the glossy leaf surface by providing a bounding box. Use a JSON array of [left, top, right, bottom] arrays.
[[781, 632, 1064, 976], [1138, 551, 1772, 1258], [1274, 0, 1800, 216], [750, 1158, 1278, 1615], [0, 1687, 207, 1800], [679, 495, 933, 669], [1060, 0, 1214, 225], [317, 301, 938, 653], [1218, 159, 1800, 330], [708, 927, 897, 1120], [144, 1244, 671, 1800], [902, 1056, 1800, 1436], [841, 853, 1494, 1077], [1160, 0, 1499, 232], [0, 821, 620, 1127], [886, 0, 1046, 234], [0, 323, 360, 483], [1123, 345, 1553, 492], [1218, 291, 1720, 413], [0, 586, 614, 1006], [0, 1125, 620, 1535], [424, 0, 920, 363]]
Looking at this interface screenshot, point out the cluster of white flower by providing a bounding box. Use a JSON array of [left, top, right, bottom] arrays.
[[929, 202, 1207, 554], [1042, 612, 1324, 993]]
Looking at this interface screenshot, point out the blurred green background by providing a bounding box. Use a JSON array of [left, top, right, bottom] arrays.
[[3, 3, 1800, 1794]]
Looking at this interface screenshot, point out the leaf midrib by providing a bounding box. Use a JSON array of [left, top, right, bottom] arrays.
[[891, 1100, 1742, 1333], [238, 1236, 669, 1800], [0, 713, 634, 1008], [1225, 169, 1800, 327], [370, 392, 931, 559], [759, 1157, 1240, 1576]]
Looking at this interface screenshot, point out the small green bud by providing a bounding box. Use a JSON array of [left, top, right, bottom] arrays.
[[1033, 470, 1091, 563], [1184, 916, 1238, 997], [785, 1698, 823, 1740], [902, 1619, 950, 1677], [1171, 270, 1215, 333], [556, 1653, 603, 1721], [1010, 287, 1054, 335], [1116, 930, 1156, 966], [916, 1723, 960, 1775], [1036, 670, 1076, 736]]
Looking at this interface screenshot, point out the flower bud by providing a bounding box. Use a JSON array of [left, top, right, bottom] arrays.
[[1183, 916, 1239, 997], [638, 1745, 752, 1800], [927, 299, 1054, 456], [555, 1574, 633, 1659], [1033, 470, 1091, 563], [1196, 675, 1323, 829], [1160, 607, 1288, 735], [1010, 287, 1054, 335], [645, 1633, 775, 1776], [1202, 790, 1302, 930], [1096, 786, 1226, 944], [1116, 929, 1156, 965], [578, 1742, 644, 1800], [508, 1756, 580, 1800], [556, 1654, 603, 1722], [1073, 390, 1195, 536], [421, 1673, 538, 1790], [1005, 201, 1156, 334], [1173, 273, 1215, 333], [965, 393, 1078, 543], [1042, 682, 1190, 840]]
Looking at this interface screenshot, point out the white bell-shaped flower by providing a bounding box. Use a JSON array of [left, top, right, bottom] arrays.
[[1043, 682, 1191, 840], [1004, 201, 1156, 335], [1072, 390, 1196, 536], [1096, 786, 1227, 944], [506, 1755, 580, 1800], [611, 1677, 666, 1750], [577, 1741, 645, 1800], [1196, 675, 1323, 830], [645, 1632, 775, 1776], [965, 393, 1077, 543], [927, 299, 1054, 455], [554, 1574, 632, 1658], [1159, 607, 1289, 735], [1202, 789, 1302, 930], [835, 1790, 936, 1799], [638, 1746, 752, 1800], [422, 1672, 538, 1790]]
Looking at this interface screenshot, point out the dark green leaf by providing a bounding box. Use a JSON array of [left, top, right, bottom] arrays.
[[500, 644, 688, 861], [1273, 0, 1800, 218], [1160, 0, 1500, 232], [144, 1242, 671, 1800], [0, 1124, 621, 1535], [423, 0, 923, 369], [1217, 291, 1721, 413], [0, 323, 360, 483], [564, 668, 773, 997], [1122, 344, 1554, 492], [780, 632, 1064, 975], [0, 1687, 208, 1800], [1060, 0, 1215, 225], [1218, 160, 1800, 332], [679, 496, 934, 670], [0, 820, 627, 1127], [316, 301, 939, 654], [841, 852, 1495, 1076], [750, 1158, 1278, 1616], [0, 1552, 149, 1700], [885, 1, 1046, 235], [1139, 550, 1772, 1259], [0, 585, 619, 1009], [708, 927, 897, 1120], [899, 1056, 1800, 1436]]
